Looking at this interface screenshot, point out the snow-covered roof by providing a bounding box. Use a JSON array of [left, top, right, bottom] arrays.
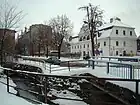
[[78, 25, 89, 37], [98, 29, 112, 39], [70, 38, 79, 43], [70, 36, 79, 43], [99, 17, 134, 30], [137, 35, 140, 39]]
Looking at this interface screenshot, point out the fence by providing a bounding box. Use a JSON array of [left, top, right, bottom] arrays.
[[0, 67, 92, 104], [17, 56, 88, 73], [0, 67, 140, 105], [88, 59, 140, 79], [100, 56, 140, 62]]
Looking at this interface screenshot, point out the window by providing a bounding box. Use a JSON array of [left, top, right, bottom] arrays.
[[75, 46, 76, 49], [80, 45, 82, 48], [98, 33, 101, 37], [83, 44, 85, 48], [83, 36, 86, 40], [123, 41, 126, 46], [79, 37, 82, 41], [83, 51, 86, 56], [123, 30, 125, 35], [87, 36, 90, 40], [98, 43, 100, 47], [123, 51, 126, 56], [87, 51, 89, 56], [87, 44, 89, 48], [130, 31, 132, 36], [104, 41, 106, 46], [116, 51, 118, 55], [116, 30, 118, 34], [77, 45, 79, 49], [116, 41, 119, 46]]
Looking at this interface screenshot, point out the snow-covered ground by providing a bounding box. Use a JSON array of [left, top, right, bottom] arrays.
[[0, 76, 47, 105], [48, 89, 87, 105]]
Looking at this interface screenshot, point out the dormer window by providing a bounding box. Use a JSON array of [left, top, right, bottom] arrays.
[[116, 30, 118, 34], [130, 31, 132, 36], [87, 35, 90, 40], [98, 32, 101, 37], [79, 37, 82, 41], [123, 30, 125, 35]]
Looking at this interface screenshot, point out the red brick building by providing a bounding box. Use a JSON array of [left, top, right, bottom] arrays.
[[0, 29, 16, 53]]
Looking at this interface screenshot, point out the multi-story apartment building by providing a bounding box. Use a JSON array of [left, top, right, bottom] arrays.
[[70, 17, 137, 57]]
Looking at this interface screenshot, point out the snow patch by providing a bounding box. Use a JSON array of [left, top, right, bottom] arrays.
[[0, 77, 47, 105], [48, 89, 88, 105]]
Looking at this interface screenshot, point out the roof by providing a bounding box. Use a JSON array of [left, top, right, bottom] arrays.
[[137, 35, 140, 39], [78, 25, 89, 37], [98, 17, 134, 30], [70, 36, 79, 43], [0, 28, 16, 33], [97, 29, 112, 39]]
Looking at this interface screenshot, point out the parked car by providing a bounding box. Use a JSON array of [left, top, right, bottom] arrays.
[[45, 57, 61, 65]]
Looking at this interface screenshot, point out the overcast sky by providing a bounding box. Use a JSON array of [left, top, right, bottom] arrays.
[[4, 0, 140, 36]]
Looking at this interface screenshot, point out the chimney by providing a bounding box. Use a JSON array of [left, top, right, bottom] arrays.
[[24, 27, 27, 33], [110, 17, 121, 23], [110, 18, 113, 23]]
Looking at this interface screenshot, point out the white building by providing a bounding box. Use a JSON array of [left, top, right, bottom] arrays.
[[70, 17, 137, 57]]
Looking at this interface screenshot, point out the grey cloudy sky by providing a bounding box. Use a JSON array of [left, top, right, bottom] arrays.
[[5, 0, 140, 36]]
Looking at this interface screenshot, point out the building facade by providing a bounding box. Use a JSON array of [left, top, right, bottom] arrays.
[[70, 17, 137, 57], [137, 36, 140, 52], [0, 29, 16, 53], [17, 24, 53, 55]]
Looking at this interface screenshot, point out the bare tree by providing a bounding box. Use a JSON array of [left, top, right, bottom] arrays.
[[78, 3, 103, 58], [34, 24, 52, 57], [49, 15, 73, 59], [0, 0, 24, 64]]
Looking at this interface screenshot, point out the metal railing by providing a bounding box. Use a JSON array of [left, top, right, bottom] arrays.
[[16, 56, 140, 79], [0, 67, 140, 105], [0, 67, 93, 104], [100, 56, 140, 62], [88, 59, 140, 79], [17, 56, 87, 73]]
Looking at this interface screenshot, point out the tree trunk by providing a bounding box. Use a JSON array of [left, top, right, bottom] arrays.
[[46, 46, 48, 57], [38, 43, 41, 57], [31, 43, 34, 56], [90, 18, 95, 58], [58, 47, 61, 59], [57, 37, 64, 59], [90, 30, 95, 57]]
